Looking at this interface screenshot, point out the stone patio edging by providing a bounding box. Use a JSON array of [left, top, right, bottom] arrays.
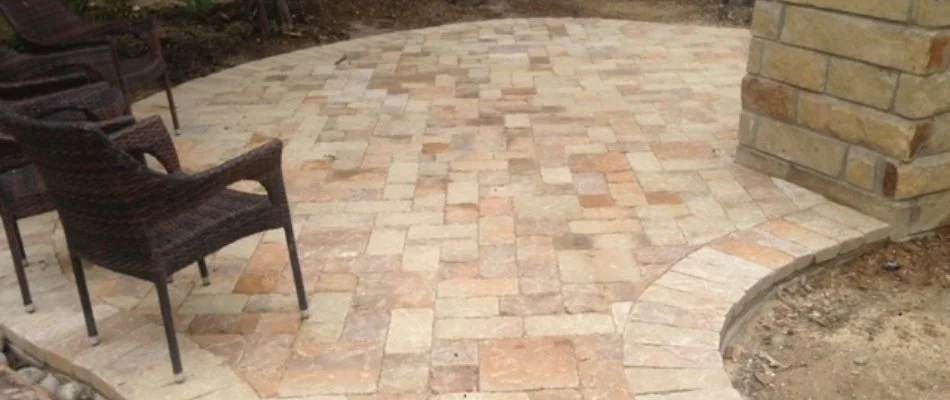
[[624, 202, 889, 399], [0, 201, 888, 400]]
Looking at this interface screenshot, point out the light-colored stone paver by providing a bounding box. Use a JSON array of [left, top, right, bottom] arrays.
[[0, 17, 893, 400]]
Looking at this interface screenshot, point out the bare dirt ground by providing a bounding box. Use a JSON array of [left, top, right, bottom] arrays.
[[126, 0, 752, 84], [724, 230, 950, 400]]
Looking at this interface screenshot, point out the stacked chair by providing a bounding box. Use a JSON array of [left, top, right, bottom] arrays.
[[0, 0, 310, 384]]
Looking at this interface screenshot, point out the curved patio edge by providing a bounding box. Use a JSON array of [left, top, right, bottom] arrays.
[[0, 201, 890, 400], [0, 256, 259, 400], [621, 202, 889, 399]]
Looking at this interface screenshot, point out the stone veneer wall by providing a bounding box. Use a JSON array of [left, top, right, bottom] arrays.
[[736, 0, 950, 238]]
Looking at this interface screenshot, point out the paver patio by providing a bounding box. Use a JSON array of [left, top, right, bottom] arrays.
[[0, 18, 890, 400]]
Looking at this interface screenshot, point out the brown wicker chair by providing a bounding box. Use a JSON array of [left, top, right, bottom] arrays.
[[0, 82, 185, 314], [0, 104, 309, 383], [0, 0, 180, 129], [0, 45, 127, 106]]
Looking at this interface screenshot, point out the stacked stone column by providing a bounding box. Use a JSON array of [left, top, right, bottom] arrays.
[[737, 0, 950, 238]]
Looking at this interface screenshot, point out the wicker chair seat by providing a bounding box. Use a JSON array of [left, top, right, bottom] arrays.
[[0, 104, 308, 383], [79, 190, 279, 281]]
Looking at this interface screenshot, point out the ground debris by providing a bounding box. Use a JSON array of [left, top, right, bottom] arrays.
[[726, 231, 950, 400]]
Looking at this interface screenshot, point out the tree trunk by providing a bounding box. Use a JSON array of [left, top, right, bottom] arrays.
[[276, 0, 294, 32], [254, 0, 270, 35]]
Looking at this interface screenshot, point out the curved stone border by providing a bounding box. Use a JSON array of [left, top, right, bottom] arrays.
[[0, 262, 257, 400], [0, 200, 891, 400], [623, 202, 889, 399]]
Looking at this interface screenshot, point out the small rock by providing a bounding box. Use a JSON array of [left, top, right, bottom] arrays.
[[40, 374, 61, 394], [771, 334, 787, 348], [854, 357, 869, 366], [57, 381, 90, 400], [11, 347, 42, 367], [17, 366, 46, 384], [884, 260, 901, 271], [760, 351, 782, 368], [721, 345, 736, 360], [753, 371, 774, 386]]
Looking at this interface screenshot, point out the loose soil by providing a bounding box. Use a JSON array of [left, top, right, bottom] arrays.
[[725, 231, 950, 400], [129, 0, 752, 86]]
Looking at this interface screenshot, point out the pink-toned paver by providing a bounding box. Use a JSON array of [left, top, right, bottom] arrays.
[[0, 18, 889, 400]]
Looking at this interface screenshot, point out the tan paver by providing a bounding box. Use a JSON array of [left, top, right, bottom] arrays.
[[0, 18, 893, 400]]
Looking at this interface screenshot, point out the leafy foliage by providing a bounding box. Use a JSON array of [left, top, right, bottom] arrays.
[[184, 0, 216, 15]]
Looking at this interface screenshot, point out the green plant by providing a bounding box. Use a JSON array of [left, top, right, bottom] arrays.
[[184, 0, 216, 15]]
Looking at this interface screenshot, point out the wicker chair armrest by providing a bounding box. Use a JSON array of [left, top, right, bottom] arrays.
[[96, 116, 137, 132], [0, 115, 135, 172], [33, 105, 102, 121], [0, 45, 121, 88], [190, 139, 284, 190], [10, 82, 127, 122], [0, 73, 91, 100], [139, 140, 284, 223], [109, 116, 181, 173]]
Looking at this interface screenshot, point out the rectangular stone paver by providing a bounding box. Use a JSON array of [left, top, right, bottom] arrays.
[[280, 341, 384, 396], [435, 317, 523, 339], [524, 314, 615, 336], [557, 249, 642, 283], [436, 297, 500, 318], [480, 338, 579, 391], [625, 367, 732, 395], [385, 308, 434, 354]]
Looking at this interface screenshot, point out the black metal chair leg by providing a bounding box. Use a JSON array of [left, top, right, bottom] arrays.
[[10, 219, 26, 264], [197, 259, 210, 286], [70, 252, 99, 344], [155, 276, 185, 383], [283, 222, 309, 319], [162, 72, 180, 131], [4, 218, 33, 313]]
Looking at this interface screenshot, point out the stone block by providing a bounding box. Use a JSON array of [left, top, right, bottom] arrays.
[[747, 38, 765, 74], [753, 117, 848, 177], [883, 153, 950, 199], [920, 112, 950, 156], [738, 111, 757, 146], [741, 75, 797, 122], [783, 0, 911, 21], [826, 57, 899, 110], [798, 92, 931, 161], [781, 6, 950, 74], [914, 0, 950, 28], [845, 146, 878, 191], [907, 190, 950, 235], [894, 72, 950, 119], [761, 41, 829, 91], [751, 1, 783, 39], [735, 145, 791, 179], [783, 163, 900, 226]]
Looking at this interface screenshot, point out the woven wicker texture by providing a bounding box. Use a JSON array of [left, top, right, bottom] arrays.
[[0, 0, 179, 128], [0, 102, 307, 379]]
